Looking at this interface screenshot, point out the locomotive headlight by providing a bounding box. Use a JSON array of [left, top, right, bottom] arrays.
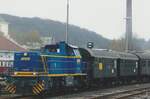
[[24, 52, 28, 56], [14, 72, 17, 75], [33, 72, 37, 75]]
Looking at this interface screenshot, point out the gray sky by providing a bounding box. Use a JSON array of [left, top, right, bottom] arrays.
[[0, 0, 149, 40]]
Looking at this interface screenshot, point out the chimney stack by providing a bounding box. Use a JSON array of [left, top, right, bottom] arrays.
[[125, 0, 133, 52]]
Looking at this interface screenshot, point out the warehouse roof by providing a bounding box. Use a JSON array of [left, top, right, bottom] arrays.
[[0, 36, 26, 51]]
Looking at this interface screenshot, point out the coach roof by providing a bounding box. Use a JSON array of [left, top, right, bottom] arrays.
[[134, 52, 150, 59], [86, 49, 138, 60]]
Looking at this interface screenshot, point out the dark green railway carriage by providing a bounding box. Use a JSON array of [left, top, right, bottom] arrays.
[[134, 52, 150, 77], [118, 52, 139, 77], [80, 48, 139, 84], [88, 49, 118, 79]]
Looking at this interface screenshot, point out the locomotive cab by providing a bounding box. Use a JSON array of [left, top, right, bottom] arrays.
[[40, 41, 87, 89], [41, 41, 84, 75]]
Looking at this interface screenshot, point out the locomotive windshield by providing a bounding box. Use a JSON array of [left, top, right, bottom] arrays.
[[41, 42, 80, 56], [43, 45, 59, 54], [73, 49, 81, 56]]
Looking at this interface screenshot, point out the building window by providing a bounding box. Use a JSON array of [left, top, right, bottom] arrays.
[[6, 62, 8, 67], [0, 61, 1, 66], [2, 62, 5, 67]]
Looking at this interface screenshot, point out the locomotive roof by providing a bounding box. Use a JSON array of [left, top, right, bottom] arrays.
[[134, 52, 150, 59], [44, 42, 78, 49], [86, 48, 138, 60], [68, 44, 78, 49]]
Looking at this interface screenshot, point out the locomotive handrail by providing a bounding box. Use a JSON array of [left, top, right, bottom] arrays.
[[41, 54, 81, 58], [40, 56, 48, 74]]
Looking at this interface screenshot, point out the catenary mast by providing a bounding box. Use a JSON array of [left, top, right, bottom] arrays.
[[66, 0, 69, 43]]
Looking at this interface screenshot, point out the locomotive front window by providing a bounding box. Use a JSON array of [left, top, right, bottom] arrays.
[[73, 49, 80, 56], [48, 48, 57, 53], [44, 45, 59, 54]]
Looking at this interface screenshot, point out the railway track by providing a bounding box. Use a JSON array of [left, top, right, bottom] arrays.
[[1, 83, 150, 99], [0, 86, 37, 99], [0, 93, 38, 99], [49, 83, 150, 99], [0, 95, 38, 99], [91, 87, 150, 99]]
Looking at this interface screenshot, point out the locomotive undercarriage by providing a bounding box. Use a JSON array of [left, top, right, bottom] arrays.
[[5, 75, 87, 95]]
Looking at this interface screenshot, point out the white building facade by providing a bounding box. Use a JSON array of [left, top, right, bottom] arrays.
[[0, 51, 14, 74], [0, 18, 9, 38]]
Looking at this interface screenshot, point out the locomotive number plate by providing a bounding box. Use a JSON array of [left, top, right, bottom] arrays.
[[21, 57, 30, 61]]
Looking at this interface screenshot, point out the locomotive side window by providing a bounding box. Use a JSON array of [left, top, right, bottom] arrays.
[[44, 45, 59, 53], [48, 48, 57, 52], [67, 47, 74, 56], [57, 49, 60, 53]]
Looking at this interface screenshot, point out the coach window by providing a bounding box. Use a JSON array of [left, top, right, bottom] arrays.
[[148, 61, 150, 67], [142, 60, 146, 67], [136, 62, 138, 68], [114, 60, 117, 69]]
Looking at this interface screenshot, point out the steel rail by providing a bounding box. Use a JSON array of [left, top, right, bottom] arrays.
[[90, 87, 150, 99], [0, 94, 36, 99]]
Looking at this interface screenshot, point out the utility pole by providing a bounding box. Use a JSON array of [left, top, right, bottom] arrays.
[[125, 0, 132, 52], [66, 0, 69, 43]]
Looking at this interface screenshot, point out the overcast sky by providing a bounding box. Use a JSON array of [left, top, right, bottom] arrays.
[[0, 0, 149, 40]]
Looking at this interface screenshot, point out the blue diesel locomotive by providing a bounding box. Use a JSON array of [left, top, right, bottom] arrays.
[[5, 41, 87, 94]]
